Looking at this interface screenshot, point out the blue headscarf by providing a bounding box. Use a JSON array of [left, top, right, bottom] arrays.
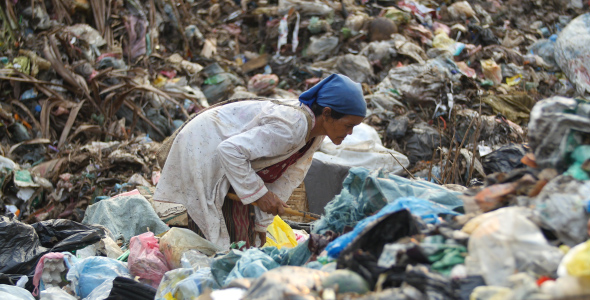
[[299, 74, 366, 117]]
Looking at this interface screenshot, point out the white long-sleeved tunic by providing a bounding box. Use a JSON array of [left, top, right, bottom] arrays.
[[154, 99, 323, 248]]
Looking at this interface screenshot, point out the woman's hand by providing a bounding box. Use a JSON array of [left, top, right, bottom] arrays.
[[255, 191, 289, 215]]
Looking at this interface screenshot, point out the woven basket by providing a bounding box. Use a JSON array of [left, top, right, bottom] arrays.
[[283, 182, 309, 223]]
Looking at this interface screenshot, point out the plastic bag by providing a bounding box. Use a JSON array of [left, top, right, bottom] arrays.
[[565, 240, 590, 277], [482, 144, 528, 174], [529, 38, 558, 70], [278, 0, 333, 16], [336, 54, 373, 83], [82, 192, 169, 244], [66, 256, 131, 298], [159, 228, 223, 269], [83, 278, 113, 300], [528, 96, 590, 170], [155, 268, 219, 300], [0, 284, 35, 300], [526, 175, 590, 246], [1, 216, 105, 275], [305, 35, 338, 59], [481, 59, 502, 85], [180, 250, 214, 270], [264, 216, 298, 249], [224, 248, 280, 286], [107, 277, 157, 300], [128, 232, 170, 288], [39, 287, 75, 300], [313, 123, 409, 173], [555, 13, 590, 95], [242, 266, 327, 300], [462, 207, 563, 286], [39, 287, 77, 300], [326, 207, 420, 259]]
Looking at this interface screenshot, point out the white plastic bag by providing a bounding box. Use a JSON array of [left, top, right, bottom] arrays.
[[159, 228, 223, 269], [40, 287, 77, 300], [313, 123, 409, 173], [463, 207, 563, 286], [0, 284, 35, 300]]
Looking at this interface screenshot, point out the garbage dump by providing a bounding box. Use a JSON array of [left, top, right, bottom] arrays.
[[1, 0, 590, 299]]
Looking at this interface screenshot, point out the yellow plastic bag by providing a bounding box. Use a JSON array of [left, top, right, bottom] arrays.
[[566, 240, 590, 277], [263, 216, 298, 249]]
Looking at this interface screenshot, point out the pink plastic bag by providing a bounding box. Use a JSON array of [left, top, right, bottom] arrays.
[[128, 232, 170, 288]]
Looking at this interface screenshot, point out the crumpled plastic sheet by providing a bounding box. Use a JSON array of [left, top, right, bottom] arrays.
[[555, 13, 590, 95], [82, 192, 169, 244], [312, 167, 463, 235], [66, 256, 131, 298]]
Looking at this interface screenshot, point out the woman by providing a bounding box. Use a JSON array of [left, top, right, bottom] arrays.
[[154, 74, 366, 249]]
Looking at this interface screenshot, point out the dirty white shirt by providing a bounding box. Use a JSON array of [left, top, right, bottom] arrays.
[[154, 99, 323, 249]]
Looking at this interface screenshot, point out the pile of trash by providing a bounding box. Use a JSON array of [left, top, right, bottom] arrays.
[[2, 0, 590, 298]]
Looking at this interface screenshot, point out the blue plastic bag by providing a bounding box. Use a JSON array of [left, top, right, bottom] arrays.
[[325, 197, 459, 258], [66, 256, 131, 298]]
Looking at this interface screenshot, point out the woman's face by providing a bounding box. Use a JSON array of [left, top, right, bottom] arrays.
[[323, 114, 364, 145]]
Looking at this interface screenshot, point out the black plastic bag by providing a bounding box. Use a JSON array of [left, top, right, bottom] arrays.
[[405, 122, 448, 165], [337, 210, 423, 287], [106, 277, 157, 300], [0, 216, 105, 275], [482, 144, 529, 174]]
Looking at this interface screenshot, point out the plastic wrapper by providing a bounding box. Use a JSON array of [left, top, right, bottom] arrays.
[[128, 232, 170, 288], [555, 13, 590, 95], [159, 227, 223, 269], [462, 207, 563, 286], [66, 256, 131, 298], [263, 216, 297, 249]]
